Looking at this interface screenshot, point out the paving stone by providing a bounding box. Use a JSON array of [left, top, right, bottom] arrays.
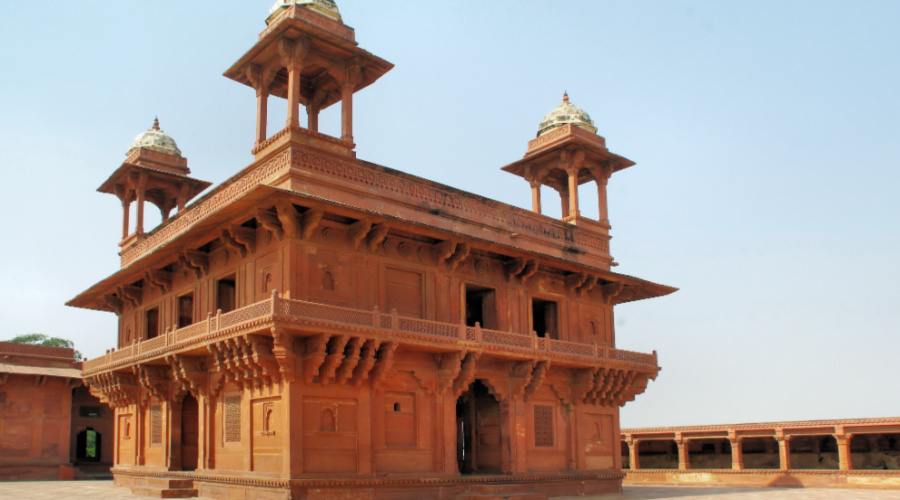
[[1, 482, 899, 500]]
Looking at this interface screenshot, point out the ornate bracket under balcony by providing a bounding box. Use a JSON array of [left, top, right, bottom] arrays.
[[85, 371, 139, 408], [167, 354, 208, 398]]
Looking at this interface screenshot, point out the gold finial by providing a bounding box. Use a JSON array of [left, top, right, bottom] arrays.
[[563, 91, 569, 104], [152, 117, 160, 131]]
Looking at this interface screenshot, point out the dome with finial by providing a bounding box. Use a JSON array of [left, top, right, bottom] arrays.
[[536, 93, 598, 137], [126, 118, 183, 158], [267, 0, 342, 25]]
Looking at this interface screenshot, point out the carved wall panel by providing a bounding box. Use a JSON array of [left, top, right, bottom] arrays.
[[308, 248, 355, 307], [302, 397, 358, 473], [251, 397, 282, 472], [383, 391, 416, 448], [384, 267, 423, 318]]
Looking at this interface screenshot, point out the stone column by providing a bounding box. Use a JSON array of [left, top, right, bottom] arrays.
[[627, 437, 639, 470], [776, 430, 791, 471], [836, 428, 852, 471], [256, 86, 268, 144], [530, 180, 542, 214], [560, 190, 570, 217], [134, 173, 147, 235], [167, 399, 183, 471], [676, 434, 689, 471], [121, 197, 131, 239], [730, 434, 744, 471], [340, 80, 354, 143], [279, 38, 308, 129], [593, 164, 612, 226], [286, 61, 303, 129], [566, 165, 580, 218], [307, 104, 319, 133]]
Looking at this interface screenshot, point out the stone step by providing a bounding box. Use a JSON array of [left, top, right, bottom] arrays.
[[131, 485, 199, 499], [141, 478, 195, 489], [458, 483, 547, 500], [459, 494, 546, 500]]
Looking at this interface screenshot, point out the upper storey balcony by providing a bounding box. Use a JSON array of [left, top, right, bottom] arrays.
[[83, 291, 659, 408]]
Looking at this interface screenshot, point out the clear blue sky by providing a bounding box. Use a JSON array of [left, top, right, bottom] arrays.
[[1, 1, 898, 428]]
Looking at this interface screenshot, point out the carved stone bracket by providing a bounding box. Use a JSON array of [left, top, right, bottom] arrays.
[[85, 371, 139, 408], [506, 258, 538, 284], [366, 223, 390, 253], [436, 351, 465, 396], [257, 208, 284, 241], [452, 352, 481, 397], [272, 328, 297, 381], [335, 337, 365, 385], [566, 273, 599, 296], [301, 206, 325, 240], [349, 219, 373, 250], [447, 242, 470, 271], [167, 354, 208, 398], [319, 335, 350, 385], [133, 365, 171, 404], [222, 225, 256, 258], [597, 282, 638, 305], [581, 367, 638, 407], [179, 250, 209, 279], [104, 295, 124, 314], [352, 338, 382, 386], [303, 334, 331, 384], [370, 341, 399, 392], [509, 360, 536, 401], [144, 269, 172, 294], [275, 200, 302, 239], [117, 285, 142, 308], [524, 360, 550, 402]]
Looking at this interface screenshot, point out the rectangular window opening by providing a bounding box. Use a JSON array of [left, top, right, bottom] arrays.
[[531, 298, 558, 339], [178, 293, 194, 328], [465, 284, 497, 329], [217, 277, 236, 314], [145, 307, 159, 340]]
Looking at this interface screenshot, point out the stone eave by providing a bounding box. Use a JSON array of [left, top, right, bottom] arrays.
[[223, 8, 393, 108], [97, 162, 211, 198], [501, 129, 635, 184], [621, 416, 900, 435], [66, 184, 279, 312], [68, 182, 675, 313]]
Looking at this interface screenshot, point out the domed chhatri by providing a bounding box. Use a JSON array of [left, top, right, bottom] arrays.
[[536, 92, 598, 137], [127, 118, 182, 158], [267, 0, 341, 24]]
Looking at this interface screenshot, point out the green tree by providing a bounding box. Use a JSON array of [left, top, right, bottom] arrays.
[[8, 333, 82, 360]]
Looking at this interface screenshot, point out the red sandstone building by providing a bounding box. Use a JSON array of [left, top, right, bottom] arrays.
[[621, 418, 900, 489], [0, 342, 113, 481], [68, 1, 675, 498]]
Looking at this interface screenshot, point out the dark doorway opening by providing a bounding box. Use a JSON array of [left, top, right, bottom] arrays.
[[456, 380, 502, 474], [465, 285, 497, 329], [181, 394, 199, 471], [75, 427, 102, 462], [531, 298, 558, 339], [217, 277, 236, 313], [178, 293, 194, 327], [145, 307, 159, 340]]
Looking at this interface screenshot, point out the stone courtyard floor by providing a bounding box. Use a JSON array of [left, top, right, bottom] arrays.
[[1, 481, 899, 499]]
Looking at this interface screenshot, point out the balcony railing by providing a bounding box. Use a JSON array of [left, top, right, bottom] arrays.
[[83, 293, 658, 375]]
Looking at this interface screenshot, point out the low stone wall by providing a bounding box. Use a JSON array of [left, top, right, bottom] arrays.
[[624, 469, 900, 489]]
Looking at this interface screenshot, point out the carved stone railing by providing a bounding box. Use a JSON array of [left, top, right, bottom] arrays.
[[83, 293, 658, 376]]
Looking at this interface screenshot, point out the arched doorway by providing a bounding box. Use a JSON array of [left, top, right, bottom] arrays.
[[181, 394, 199, 471], [75, 427, 102, 462], [456, 380, 501, 474]]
